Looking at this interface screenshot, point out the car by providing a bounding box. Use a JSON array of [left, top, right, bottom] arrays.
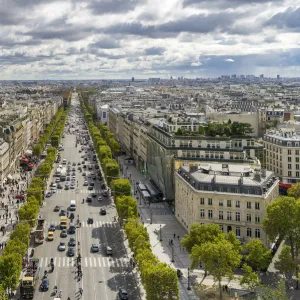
[[65, 185, 70, 190], [48, 231, 54, 241], [49, 224, 56, 231], [82, 181, 88, 186], [67, 246, 75, 257], [60, 209, 66, 216], [79, 149, 82, 153], [69, 225, 76, 234], [58, 241, 66, 251], [71, 172, 76, 176], [71, 176, 76, 180], [102, 190, 109, 197], [82, 172, 86, 176], [57, 183, 63, 189], [105, 246, 113, 256], [86, 196, 92, 202], [70, 184, 75, 189], [62, 159, 67, 164], [92, 175, 97, 180], [87, 217, 93, 224], [72, 162, 76, 166], [100, 208, 106, 215], [95, 165, 99, 169], [67, 161, 71, 165], [66, 176, 70, 181], [92, 193, 97, 198], [118, 288, 128, 300], [60, 230, 68, 238], [69, 237, 76, 247], [98, 196, 102, 201], [40, 278, 49, 291], [54, 205, 60, 212], [90, 182, 95, 186], [88, 165, 92, 170], [91, 244, 99, 252], [83, 165, 87, 169], [69, 212, 75, 220], [88, 185, 93, 190], [46, 192, 52, 198], [78, 166, 82, 171], [55, 177, 61, 182], [72, 167, 76, 171], [51, 188, 57, 193]]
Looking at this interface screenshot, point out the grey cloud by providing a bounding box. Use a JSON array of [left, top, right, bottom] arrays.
[[263, 36, 279, 43], [0, 10, 24, 25], [183, 0, 280, 8], [89, 37, 121, 49], [266, 7, 300, 30], [0, 52, 52, 65], [144, 47, 166, 55], [88, 0, 146, 15]]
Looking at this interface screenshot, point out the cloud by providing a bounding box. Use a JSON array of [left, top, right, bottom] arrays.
[[144, 47, 166, 55], [89, 37, 121, 49], [183, 0, 281, 8], [225, 58, 234, 62], [191, 61, 202, 66], [266, 7, 300, 30], [88, 0, 146, 15]]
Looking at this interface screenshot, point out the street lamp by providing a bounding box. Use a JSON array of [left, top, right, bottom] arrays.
[[159, 224, 162, 242], [187, 268, 191, 290], [150, 209, 153, 224], [171, 244, 175, 263]]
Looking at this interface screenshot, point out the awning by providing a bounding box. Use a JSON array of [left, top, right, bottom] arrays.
[[279, 183, 292, 189], [7, 174, 12, 180], [28, 163, 34, 167], [24, 158, 29, 163]]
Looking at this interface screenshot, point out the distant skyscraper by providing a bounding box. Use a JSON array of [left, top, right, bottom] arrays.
[[277, 75, 280, 79], [260, 74, 264, 79], [231, 74, 236, 79], [132, 77, 134, 82]]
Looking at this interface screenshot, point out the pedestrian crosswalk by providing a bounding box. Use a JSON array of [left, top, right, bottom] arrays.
[[39, 256, 129, 268], [53, 189, 103, 194], [44, 220, 118, 229]]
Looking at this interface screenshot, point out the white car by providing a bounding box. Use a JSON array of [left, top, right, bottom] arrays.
[[51, 188, 57, 193], [98, 196, 102, 201], [58, 241, 66, 251]]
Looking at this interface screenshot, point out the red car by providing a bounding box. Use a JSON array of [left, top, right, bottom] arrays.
[[15, 194, 25, 200]]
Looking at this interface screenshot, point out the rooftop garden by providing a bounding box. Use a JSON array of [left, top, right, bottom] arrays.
[[174, 120, 254, 137]]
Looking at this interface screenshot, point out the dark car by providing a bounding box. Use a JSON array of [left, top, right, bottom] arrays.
[[60, 209, 66, 216], [69, 225, 76, 234], [100, 208, 106, 215], [69, 237, 76, 247], [40, 278, 49, 291], [86, 196, 92, 202], [46, 192, 52, 198], [49, 224, 56, 231], [88, 185, 93, 190], [57, 184, 63, 189], [69, 212, 75, 220], [95, 165, 99, 169], [60, 230, 68, 238], [118, 288, 128, 300], [90, 182, 95, 187], [92, 193, 97, 198], [54, 205, 60, 212], [67, 247, 75, 257]]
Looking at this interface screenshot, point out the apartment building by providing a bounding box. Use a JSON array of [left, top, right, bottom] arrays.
[[264, 130, 300, 184], [175, 163, 279, 246], [0, 139, 10, 186]]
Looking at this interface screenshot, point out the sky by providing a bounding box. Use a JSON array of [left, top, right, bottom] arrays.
[[1, 0, 300, 79]]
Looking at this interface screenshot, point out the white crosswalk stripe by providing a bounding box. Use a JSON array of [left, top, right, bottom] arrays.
[[39, 256, 128, 268]]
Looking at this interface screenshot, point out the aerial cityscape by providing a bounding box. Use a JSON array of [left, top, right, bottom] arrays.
[[1, 0, 300, 300]]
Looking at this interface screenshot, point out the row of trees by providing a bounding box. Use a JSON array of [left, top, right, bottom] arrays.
[[0, 98, 71, 298], [79, 96, 179, 300]]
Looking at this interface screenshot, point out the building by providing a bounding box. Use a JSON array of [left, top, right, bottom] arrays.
[[0, 139, 10, 186], [175, 163, 279, 246], [264, 130, 300, 184]]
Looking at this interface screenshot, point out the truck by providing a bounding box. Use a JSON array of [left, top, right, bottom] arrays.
[[60, 167, 67, 181], [20, 258, 40, 299], [34, 218, 45, 244], [60, 216, 67, 229]]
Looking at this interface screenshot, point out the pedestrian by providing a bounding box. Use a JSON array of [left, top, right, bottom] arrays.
[[79, 287, 83, 295], [168, 239, 171, 245], [171, 239, 173, 245], [173, 233, 176, 239], [177, 235, 180, 240]]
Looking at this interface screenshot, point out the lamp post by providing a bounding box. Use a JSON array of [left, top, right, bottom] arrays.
[[150, 209, 153, 224], [187, 267, 191, 290], [171, 244, 175, 263], [159, 224, 162, 242]]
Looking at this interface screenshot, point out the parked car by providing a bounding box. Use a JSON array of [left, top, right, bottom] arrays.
[[58, 241, 66, 251], [118, 288, 128, 300]]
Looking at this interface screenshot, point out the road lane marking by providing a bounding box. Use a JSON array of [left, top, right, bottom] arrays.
[[62, 257, 65, 267], [89, 257, 93, 267], [85, 257, 88, 267], [45, 257, 48, 267], [40, 257, 44, 267], [58, 257, 61, 267], [101, 257, 106, 267]]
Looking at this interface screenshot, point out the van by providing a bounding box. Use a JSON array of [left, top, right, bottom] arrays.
[[70, 200, 76, 211]]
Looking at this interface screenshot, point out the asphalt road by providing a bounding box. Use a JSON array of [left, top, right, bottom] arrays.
[[32, 93, 139, 300]]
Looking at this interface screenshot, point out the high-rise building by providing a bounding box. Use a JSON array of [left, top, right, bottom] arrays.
[[260, 74, 264, 79], [132, 77, 134, 82], [277, 75, 280, 79]]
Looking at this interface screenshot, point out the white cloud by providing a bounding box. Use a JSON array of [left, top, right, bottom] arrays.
[[191, 61, 202, 66], [225, 58, 235, 62]]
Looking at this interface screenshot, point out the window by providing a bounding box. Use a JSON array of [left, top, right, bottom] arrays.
[[247, 228, 252, 237], [236, 212, 241, 222], [247, 202, 251, 209], [255, 202, 260, 210], [208, 210, 213, 219], [288, 171, 292, 177], [227, 211, 232, 220], [236, 200, 240, 208], [288, 157, 292, 162], [288, 150, 292, 155], [219, 225, 224, 231], [255, 229, 260, 238], [255, 215, 260, 223], [200, 209, 205, 218], [288, 164, 292, 169], [227, 200, 231, 207], [247, 214, 251, 222], [236, 226, 241, 237], [297, 172, 300, 177], [219, 200, 223, 207], [208, 198, 212, 205], [200, 198, 205, 205], [296, 164, 299, 170], [296, 150, 299, 155], [219, 211, 224, 220], [296, 157, 300, 163], [102, 111, 107, 119]]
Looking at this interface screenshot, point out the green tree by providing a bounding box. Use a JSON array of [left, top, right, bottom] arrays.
[[105, 160, 120, 185], [10, 223, 31, 246], [0, 253, 22, 293], [32, 144, 42, 157], [38, 163, 51, 180], [191, 239, 242, 300], [181, 223, 223, 252], [288, 182, 300, 199], [18, 202, 39, 224], [259, 280, 288, 300], [99, 145, 112, 162], [115, 196, 138, 220], [2, 239, 27, 257], [263, 196, 300, 288], [109, 138, 120, 155], [0, 284, 8, 300], [175, 128, 183, 136], [112, 178, 132, 199], [244, 238, 272, 271], [27, 188, 43, 205], [274, 245, 297, 281], [239, 264, 259, 290], [30, 177, 45, 190]]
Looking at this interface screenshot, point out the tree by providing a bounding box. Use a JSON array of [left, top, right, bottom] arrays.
[[191, 239, 241, 299], [259, 280, 289, 300], [244, 239, 272, 271], [115, 196, 138, 220], [112, 179, 132, 199], [0, 253, 22, 293], [30, 177, 45, 190], [105, 160, 120, 185], [99, 146, 112, 162], [0, 284, 7, 300], [274, 245, 296, 282], [181, 223, 223, 252], [175, 128, 183, 136], [239, 264, 259, 291], [288, 182, 300, 199], [263, 196, 300, 289], [18, 202, 39, 224], [2, 239, 27, 257], [10, 223, 31, 246], [27, 188, 43, 205], [38, 163, 51, 180], [109, 138, 120, 155], [32, 144, 42, 157]]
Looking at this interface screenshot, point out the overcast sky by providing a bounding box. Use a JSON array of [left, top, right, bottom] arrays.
[[1, 0, 300, 79]]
